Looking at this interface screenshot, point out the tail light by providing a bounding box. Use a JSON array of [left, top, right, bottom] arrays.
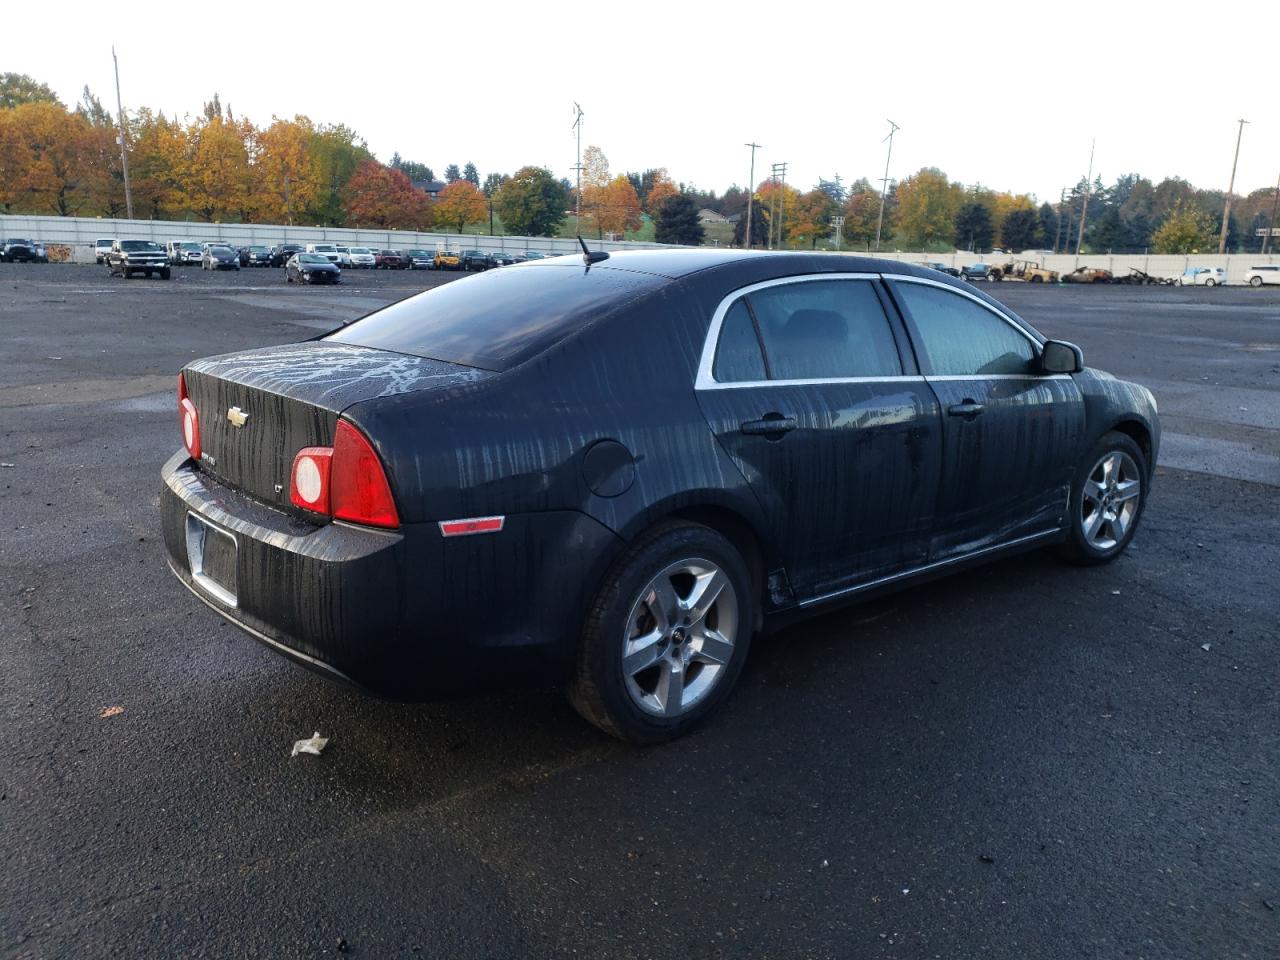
[[178, 371, 201, 461], [289, 419, 399, 529]]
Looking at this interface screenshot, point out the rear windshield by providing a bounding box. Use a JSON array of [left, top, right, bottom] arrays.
[[327, 263, 666, 371]]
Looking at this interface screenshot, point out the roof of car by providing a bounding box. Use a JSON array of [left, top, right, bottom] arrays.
[[566, 248, 956, 281]]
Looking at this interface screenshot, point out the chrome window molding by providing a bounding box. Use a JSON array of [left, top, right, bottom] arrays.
[[694, 272, 1060, 391]]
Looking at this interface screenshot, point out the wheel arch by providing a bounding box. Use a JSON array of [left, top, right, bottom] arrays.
[[1108, 418, 1153, 471]]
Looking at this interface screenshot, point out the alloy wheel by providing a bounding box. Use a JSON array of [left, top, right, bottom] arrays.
[[621, 558, 739, 718], [1081, 451, 1142, 551]]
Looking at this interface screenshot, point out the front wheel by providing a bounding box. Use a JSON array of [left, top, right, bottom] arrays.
[[1205, 278, 1216, 287], [1059, 431, 1148, 565], [568, 521, 755, 743], [1250, 276, 1263, 287]]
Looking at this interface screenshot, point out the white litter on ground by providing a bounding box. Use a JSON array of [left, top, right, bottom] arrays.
[[291, 732, 329, 757]]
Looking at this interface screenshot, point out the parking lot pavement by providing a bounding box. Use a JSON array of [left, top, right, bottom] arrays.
[[1, 266, 1277, 959]]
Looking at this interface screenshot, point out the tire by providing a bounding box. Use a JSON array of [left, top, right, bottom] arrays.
[[1177, 277, 1184, 286], [568, 520, 755, 744], [1250, 276, 1263, 287], [1058, 430, 1149, 566], [160, 268, 171, 280], [1205, 278, 1216, 287], [1030, 274, 1043, 283], [985, 272, 997, 282]]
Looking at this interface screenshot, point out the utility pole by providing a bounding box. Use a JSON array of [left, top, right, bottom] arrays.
[[112, 46, 135, 220], [571, 103, 584, 236], [1264, 170, 1280, 255], [1053, 187, 1066, 254], [1076, 139, 1094, 255], [832, 215, 844, 251], [769, 162, 787, 250], [1219, 118, 1248, 254], [744, 142, 761, 249], [874, 119, 899, 251]]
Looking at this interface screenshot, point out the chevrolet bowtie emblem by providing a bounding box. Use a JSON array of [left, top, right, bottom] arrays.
[[227, 406, 249, 428]]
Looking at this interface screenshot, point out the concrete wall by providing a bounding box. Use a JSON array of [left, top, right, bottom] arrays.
[[0, 213, 666, 264]]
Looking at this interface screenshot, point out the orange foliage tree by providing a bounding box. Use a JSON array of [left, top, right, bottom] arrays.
[[341, 160, 431, 229], [644, 169, 678, 217], [591, 175, 642, 238], [432, 179, 486, 233]]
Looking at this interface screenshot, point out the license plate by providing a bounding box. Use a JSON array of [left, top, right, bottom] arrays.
[[185, 513, 238, 607]]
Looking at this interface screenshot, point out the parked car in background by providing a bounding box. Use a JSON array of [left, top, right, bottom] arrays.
[[1062, 266, 1114, 284], [334, 246, 354, 268], [95, 238, 116, 264], [202, 244, 241, 271], [514, 250, 550, 262], [490, 251, 519, 267], [1179, 266, 1225, 287], [108, 239, 170, 279], [960, 262, 997, 281], [1244, 265, 1280, 287], [347, 247, 377, 269], [305, 242, 340, 264], [243, 245, 274, 267], [1, 238, 47, 263], [162, 250, 1159, 742], [462, 249, 492, 271], [404, 249, 435, 270], [285, 253, 341, 285], [921, 261, 962, 278], [433, 249, 462, 271], [376, 250, 404, 269], [167, 240, 203, 266], [272, 243, 305, 267]]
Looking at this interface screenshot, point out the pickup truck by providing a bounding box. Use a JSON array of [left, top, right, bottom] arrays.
[[461, 249, 492, 271], [1, 238, 48, 263], [107, 239, 171, 279]]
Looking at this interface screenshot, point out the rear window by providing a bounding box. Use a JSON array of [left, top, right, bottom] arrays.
[[327, 263, 666, 371]]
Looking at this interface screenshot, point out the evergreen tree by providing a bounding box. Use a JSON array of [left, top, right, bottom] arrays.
[[955, 202, 994, 252], [444, 164, 461, 183], [1001, 208, 1041, 252], [463, 161, 479, 186], [654, 193, 705, 245]]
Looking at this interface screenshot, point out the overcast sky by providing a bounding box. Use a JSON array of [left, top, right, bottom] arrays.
[[7, 1, 1279, 203]]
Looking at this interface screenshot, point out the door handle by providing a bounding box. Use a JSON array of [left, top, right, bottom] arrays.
[[740, 413, 797, 437], [947, 400, 985, 419]]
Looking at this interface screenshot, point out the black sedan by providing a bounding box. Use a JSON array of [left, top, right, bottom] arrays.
[[285, 253, 341, 284], [202, 244, 241, 271], [161, 250, 1159, 743], [242, 245, 274, 267]]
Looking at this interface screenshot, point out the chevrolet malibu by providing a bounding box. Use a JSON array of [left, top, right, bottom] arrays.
[[161, 250, 1159, 742]]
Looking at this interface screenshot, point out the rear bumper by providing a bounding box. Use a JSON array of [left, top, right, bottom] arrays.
[[160, 452, 623, 699]]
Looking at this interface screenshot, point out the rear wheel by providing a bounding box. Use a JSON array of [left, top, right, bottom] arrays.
[[569, 521, 754, 743], [1059, 431, 1148, 565], [1205, 278, 1216, 287], [1251, 275, 1263, 287]]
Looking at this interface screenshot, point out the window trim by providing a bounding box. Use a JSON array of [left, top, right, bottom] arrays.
[[694, 273, 918, 390]]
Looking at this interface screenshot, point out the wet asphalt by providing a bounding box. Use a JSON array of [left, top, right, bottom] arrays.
[[1, 263, 1277, 959]]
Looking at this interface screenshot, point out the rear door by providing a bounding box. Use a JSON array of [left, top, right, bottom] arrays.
[[886, 276, 1084, 558], [695, 275, 943, 602]]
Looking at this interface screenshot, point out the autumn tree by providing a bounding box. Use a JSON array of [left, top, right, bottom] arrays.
[[591, 175, 642, 238], [893, 168, 961, 249], [493, 166, 566, 237], [341, 160, 430, 228], [434, 179, 487, 233], [1, 102, 98, 215], [644, 169, 678, 218], [1000, 208, 1041, 252], [790, 188, 838, 248], [653, 192, 704, 245], [1151, 200, 1216, 254], [306, 123, 372, 225], [183, 115, 254, 221], [1, 73, 63, 109], [755, 179, 803, 246], [256, 116, 321, 224]]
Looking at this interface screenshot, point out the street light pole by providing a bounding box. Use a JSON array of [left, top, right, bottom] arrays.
[[112, 46, 135, 220], [744, 142, 761, 249], [874, 119, 899, 251], [1219, 118, 1248, 254], [1075, 139, 1095, 255]]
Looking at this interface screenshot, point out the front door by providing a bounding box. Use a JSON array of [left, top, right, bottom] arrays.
[[695, 276, 944, 602], [887, 278, 1084, 557]]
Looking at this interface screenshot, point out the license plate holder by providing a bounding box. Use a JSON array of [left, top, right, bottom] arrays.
[[185, 513, 238, 607]]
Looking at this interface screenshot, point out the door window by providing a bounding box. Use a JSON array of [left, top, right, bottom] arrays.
[[894, 282, 1036, 376], [712, 300, 768, 382], [745, 279, 902, 380]]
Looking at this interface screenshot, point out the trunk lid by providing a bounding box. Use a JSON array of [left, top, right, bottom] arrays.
[[182, 342, 490, 511]]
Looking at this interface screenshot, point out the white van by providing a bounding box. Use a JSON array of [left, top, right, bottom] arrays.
[[305, 242, 340, 264]]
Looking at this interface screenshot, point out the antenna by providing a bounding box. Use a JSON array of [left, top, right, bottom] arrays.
[[578, 235, 609, 266]]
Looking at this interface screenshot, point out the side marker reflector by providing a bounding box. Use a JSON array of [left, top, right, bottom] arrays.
[[439, 516, 505, 537]]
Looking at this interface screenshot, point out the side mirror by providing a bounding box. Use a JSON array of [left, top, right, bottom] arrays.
[[1041, 339, 1084, 374]]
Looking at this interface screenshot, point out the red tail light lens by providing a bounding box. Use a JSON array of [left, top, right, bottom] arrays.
[[289, 447, 333, 514], [331, 419, 400, 528], [178, 371, 201, 461], [287, 420, 399, 529]]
